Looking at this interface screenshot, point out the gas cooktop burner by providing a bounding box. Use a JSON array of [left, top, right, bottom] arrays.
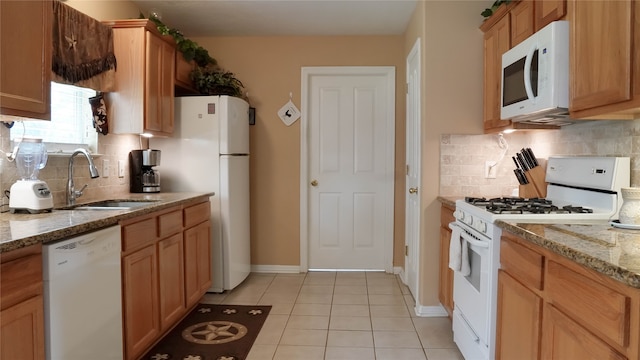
[[465, 197, 594, 215]]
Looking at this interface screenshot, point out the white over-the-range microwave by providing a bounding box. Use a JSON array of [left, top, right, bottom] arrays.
[[501, 21, 572, 125]]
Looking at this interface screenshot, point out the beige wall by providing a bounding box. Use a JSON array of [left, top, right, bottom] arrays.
[[403, 1, 486, 308], [191, 35, 405, 267]]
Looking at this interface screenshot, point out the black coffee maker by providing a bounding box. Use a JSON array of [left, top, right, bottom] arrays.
[[129, 149, 161, 193]]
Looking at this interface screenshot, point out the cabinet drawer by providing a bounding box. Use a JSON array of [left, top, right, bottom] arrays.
[[546, 260, 630, 348], [184, 201, 211, 228], [0, 251, 43, 310], [158, 209, 183, 238], [500, 237, 544, 290], [123, 217, 157, 252]]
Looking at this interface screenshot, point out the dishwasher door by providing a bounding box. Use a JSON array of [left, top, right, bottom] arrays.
[[43, 225, 122, 360]]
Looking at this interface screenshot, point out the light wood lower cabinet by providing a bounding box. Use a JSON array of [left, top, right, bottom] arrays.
[[0, 245, 45, 360], [184, 220, 212, 308], [121, 198, 212, 360], [498, 231, 640, 360], [158, 233, 185, 331], [438, 204, 455, 317], [122, 244, 159, 359], [496, 270, 541, 360]]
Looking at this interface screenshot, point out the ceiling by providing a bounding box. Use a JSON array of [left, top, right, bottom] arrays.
[[132, 0, 419, 37]]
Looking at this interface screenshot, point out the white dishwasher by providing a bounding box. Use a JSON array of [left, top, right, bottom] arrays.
[[43, 225, 123, 360]]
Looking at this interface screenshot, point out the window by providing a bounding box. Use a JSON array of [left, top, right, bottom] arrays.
[[9, 82, 98, 153]]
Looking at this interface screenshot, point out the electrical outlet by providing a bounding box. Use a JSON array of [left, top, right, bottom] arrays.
[[485, 161, 497, 179], [118, 160, 125, 178], [102, 159, 109, 178]]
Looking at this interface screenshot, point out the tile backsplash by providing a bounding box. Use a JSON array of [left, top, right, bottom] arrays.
[[0, 125, 143, 209], [441, 119, 640, 197]]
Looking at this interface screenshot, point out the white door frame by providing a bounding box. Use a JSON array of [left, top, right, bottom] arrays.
[[300, 66, 396, 272], [404, 38, 422, 298]]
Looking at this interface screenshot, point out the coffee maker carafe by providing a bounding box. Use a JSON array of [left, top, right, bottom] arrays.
[[129, 149, 161, 193]]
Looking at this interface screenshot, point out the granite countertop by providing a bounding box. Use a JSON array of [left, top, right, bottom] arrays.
[[498, 221, 640, 289], [0, 192, 214, 253]]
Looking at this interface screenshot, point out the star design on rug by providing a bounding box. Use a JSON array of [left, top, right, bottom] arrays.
[[65, 34, 77, 50], [198, 307, 212, 313], [183, 355, 202, 360], [183, 321, 248, 345], [248, 309, 263, 315], [223, 308, 237, 314], [150, 354, 169, 360], [192, 323, 235, 341]]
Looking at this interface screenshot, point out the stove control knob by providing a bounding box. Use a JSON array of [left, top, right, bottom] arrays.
[[475, 220, 487, 233], [453, 210, 464, 221]]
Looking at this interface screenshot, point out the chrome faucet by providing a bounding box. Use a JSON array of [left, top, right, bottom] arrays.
[[67, 148, 100, 206]]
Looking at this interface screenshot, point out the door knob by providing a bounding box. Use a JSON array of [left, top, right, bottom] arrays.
[[409, 187, 418, 194], [311, 180, 318, 187]]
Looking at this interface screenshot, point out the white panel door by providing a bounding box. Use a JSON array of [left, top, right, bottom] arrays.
[[303, 67, 395, 270], [405, 39, 422, 298]]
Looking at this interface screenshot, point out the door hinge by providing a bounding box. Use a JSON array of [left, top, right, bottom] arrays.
[[406, 83, 409, 94], [406, 164, 410, 175], [405, 245, 408, 256]]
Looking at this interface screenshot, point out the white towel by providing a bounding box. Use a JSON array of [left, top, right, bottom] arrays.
[[448, 222, 471, 276], [460, 239, 471, 277], [448, 222, 462, 271]]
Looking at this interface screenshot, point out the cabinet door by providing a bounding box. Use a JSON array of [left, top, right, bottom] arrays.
[[438, 226, 453, 317], [496, 271, 542, 360], [483, 14, 512, 133], [0, 0, 51, 120], [122, 245, 159, 360], [541, 304, 627, 360], [158, 233, 185, 331], [0, 296, 45, 360], [510, 0, 534, 47], [145, 32, 163, 133], [535, 0, 566, 31], [184, 220, 212, 308], [569, 0, 633, 113], [160, 41, 175, 134]]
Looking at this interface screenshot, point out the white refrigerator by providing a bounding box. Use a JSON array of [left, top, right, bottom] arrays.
[[151, 95, 250, 292]]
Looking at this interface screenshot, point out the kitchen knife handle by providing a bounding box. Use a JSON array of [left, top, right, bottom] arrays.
[[516, 153, 529, 171], [512, 156, 521, 169], [521, 148, 535, 169], [526, 148, 539, 167]]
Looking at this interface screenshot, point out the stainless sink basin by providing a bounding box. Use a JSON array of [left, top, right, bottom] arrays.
[[71, 200, 159, 210]]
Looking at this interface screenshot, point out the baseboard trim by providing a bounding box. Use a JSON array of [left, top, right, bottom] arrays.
[[393, 266, 404, 276], [250, 265, 302, 273], [414, 303, 449, 317]]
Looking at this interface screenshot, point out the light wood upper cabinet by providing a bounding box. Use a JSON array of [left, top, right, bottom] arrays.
[[510, 0, 534, 47], [535, 0, 566, 30], [481, 7, 512, 133], [0, 0, 51, 120], [103, 19, 175, 136], [175, 54, 199, 94], [569, 0, 637, 119]]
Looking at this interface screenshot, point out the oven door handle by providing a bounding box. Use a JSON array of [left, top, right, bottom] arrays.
[[460, 231, 490, 249]]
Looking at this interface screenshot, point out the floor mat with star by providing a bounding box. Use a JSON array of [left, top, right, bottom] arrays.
[[142, 304, 272, 360]]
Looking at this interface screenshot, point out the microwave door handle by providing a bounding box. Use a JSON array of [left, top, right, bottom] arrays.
[[523, 44, 537, 103]]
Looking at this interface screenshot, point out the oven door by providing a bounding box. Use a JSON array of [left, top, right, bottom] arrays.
[[452, 225, 491, 345]]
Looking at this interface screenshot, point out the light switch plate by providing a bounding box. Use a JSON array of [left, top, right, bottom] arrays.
[[118, 160, 125, 178], [102, 159, 109, 178]]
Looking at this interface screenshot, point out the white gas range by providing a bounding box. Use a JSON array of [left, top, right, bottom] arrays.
[[450, 156, 630, 360]]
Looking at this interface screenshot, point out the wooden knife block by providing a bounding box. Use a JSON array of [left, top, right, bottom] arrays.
[[519, 159, 547, 198]]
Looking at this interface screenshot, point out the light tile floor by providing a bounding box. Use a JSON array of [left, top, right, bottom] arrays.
[[201, 271, 464, 360]]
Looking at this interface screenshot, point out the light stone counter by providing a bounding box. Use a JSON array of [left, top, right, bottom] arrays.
[[497, 221, 640, 289], [0, 192, 213, 253]]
